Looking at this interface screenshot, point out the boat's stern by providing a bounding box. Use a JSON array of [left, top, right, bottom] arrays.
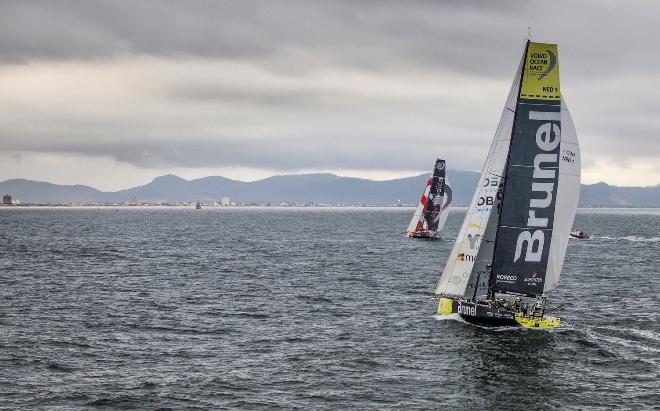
[[514, 313, 560, 329]]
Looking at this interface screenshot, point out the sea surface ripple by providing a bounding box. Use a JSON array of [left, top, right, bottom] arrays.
[[1, 207, 659, 409]]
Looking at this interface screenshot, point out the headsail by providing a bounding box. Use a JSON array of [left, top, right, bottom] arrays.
[[544, 98, 580, 292], [434, 53, 524, 297], [407, 179, 431, 233]]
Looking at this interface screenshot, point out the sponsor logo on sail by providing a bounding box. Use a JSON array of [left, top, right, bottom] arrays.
[[457, 253, 476, 262], [528, 49, 557, 80], [523, 272, 543, 284], [436, 161, 446, 171], [482, 177, 499, 187], [478, 196, 494, 206], [520, 42, 560, 100], [468, 223, 483, 230], [514, 109, 561, 264], [467, 234, 480, 250], [496, 274, 517, 282]]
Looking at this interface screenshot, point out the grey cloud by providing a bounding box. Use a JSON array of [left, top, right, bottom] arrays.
[[4, 1, 657, 77], [1, 0, 660, 185], [1, 126, 485, 172]]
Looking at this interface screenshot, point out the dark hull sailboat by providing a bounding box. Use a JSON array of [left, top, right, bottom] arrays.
[[432, 41, 580, 329], [437, 297, 560, 328], [406, 159, 452, 239]]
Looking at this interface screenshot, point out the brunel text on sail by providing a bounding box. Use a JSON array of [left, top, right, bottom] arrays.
[[514, 110, 561, 263]]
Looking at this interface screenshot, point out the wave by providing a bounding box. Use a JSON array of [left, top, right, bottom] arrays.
[[595, 325, 660, 346], [595, 236, 660, 243], [432, 313, 464, 322], [564, 323, 660, 359]]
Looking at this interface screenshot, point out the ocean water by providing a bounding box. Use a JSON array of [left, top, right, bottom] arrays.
[[1, 207, 659, 409]]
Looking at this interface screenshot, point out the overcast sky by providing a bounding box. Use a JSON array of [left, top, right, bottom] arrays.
[[1, 0, 658, 190]]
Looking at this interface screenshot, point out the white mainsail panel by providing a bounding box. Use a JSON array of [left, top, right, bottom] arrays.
[[436, 178, 451, 234], [434, 57, 523, 296], [544, 98, 581, 292], [407, 178, 431, 233]]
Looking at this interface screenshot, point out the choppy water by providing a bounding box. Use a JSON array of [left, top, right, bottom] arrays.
[[1, 207, 659, 409]]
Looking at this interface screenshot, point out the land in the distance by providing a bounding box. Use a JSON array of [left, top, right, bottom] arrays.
[[1, 172, 659, 208]]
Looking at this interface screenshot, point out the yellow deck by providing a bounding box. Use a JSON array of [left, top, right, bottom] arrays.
[[514, 313, 560, 329]]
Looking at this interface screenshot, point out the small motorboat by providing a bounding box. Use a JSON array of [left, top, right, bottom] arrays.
[[570, 229, 589, 239]]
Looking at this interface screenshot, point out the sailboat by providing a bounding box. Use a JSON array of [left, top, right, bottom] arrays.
[[432, 41, 581, 328], [406, 158, 452, 239]]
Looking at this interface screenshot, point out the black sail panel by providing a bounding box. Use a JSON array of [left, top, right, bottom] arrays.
[[424, 159, 446, 232], [491, 42, 562, 297]]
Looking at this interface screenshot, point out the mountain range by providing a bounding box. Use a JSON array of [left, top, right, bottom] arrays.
[[1, 172, 659, 207]]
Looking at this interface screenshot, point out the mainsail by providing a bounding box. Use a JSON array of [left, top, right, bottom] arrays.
[[435, 41, 580, 299], [407, 159, 451, 235]]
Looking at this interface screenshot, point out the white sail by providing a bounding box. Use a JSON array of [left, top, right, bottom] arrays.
[[406, 178, 431, 233], [436, 177, 451, 234], [544, 98, 581, 292], [434, 57, 523, 296]]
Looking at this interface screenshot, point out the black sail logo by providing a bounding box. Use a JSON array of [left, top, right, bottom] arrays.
[[491, 103, 561, 296], [514, 111, 561, 264]]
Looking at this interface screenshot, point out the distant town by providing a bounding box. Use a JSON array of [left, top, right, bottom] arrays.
[[0, 193, 418, 208]]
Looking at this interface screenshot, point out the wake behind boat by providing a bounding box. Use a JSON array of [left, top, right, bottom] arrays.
[[433, 41, 581, 328], [406, 158, 452, 239]]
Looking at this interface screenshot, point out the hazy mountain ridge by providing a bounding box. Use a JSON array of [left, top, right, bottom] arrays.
[[1, 173, 659, 207]]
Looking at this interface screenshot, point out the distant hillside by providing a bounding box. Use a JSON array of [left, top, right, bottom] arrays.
[[1, 173, 659, 207], [0, 171, 479, 205], [580, 182, 660, 207], [0, 179, 103, 203]]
